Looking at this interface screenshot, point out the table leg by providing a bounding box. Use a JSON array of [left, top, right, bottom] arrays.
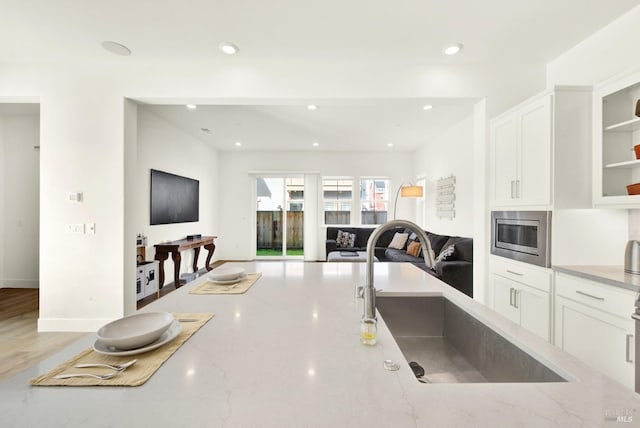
[[172, 251, 182, 288], [154, 251, 169, 289], [192, 247, 201, 273], [204, 243, 216, 271]]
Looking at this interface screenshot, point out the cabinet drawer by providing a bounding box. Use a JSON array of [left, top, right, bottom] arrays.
[[489, 258, 551, 293], [555, 272, 636, 318]]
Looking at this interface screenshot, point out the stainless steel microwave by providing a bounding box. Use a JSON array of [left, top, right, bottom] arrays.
[[490, 211, 551, 268]]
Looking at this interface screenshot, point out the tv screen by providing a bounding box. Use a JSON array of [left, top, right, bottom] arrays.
[[150, 169, 199, 225]]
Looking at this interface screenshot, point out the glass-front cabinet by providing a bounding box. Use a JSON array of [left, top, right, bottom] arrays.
[[594, 70, 640, 207]]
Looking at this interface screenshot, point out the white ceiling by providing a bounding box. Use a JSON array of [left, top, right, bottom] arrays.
[[2, 0, 639, 151], [143, 99, 477, 152]]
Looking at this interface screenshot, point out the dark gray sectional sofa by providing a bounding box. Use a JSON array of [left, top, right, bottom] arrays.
[[326, 226, 473, 298]]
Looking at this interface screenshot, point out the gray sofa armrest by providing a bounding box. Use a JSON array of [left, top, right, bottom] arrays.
[[326, 239, 338, 256], [435, 261, 473, 298]]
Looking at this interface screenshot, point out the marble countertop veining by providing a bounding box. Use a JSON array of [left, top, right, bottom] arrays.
[[1, 261, 639, 427], [553, 265, 640, 293]]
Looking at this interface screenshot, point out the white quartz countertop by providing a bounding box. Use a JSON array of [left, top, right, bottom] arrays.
[[554, 265, 640, 292], [1, 261, 639, 427]]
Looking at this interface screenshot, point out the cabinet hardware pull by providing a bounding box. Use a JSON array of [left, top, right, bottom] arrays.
[[509, 288, 514, 307], [575, 290, 605, 301], [506, 270, 523, 276], [510, 180, 515, 199], [626, 334, 634, 363], [513, 289, 519, 309], [516, 180, 520, 198]]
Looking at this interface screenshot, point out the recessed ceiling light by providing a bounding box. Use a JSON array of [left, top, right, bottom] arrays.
[[234, 141, 242, 147], [186, 104, 197, 109], [219, 42, 239, 55], [422, 104, 433, 111], [307, 105, 318, 111], [101, 41, 131, 56], [443, 43, 463, 56], [387, 143, 394, 147], [312, 142, 319, 147]]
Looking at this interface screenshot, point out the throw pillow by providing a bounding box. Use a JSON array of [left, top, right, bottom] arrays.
[[388, 232, 409, 249], [336, 230, 356, 248], [406, 241, 422, 257], [433, 244, 456, 269]]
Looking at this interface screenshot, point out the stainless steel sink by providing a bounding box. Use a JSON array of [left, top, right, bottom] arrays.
[[377, 296, 567, 384]]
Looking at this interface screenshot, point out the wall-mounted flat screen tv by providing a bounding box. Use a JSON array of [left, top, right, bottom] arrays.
[[150, 169, 199, 225]]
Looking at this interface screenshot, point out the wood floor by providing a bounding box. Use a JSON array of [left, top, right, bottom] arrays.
[[0, 288, 85, 382]]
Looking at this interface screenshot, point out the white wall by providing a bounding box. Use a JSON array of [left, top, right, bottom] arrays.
[[217, 150, 415, 260], [413, 114, 475, 237], [1, 114, 39, 288], [552, 209, 628, 265], [134, 108, 219, 287], [472, 100, 488, 303], [547, 6, 640, 87]]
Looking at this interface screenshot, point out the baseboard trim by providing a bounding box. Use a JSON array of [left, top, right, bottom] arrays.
[[38, 317, 112, 332], [1, 279, 39, 288]]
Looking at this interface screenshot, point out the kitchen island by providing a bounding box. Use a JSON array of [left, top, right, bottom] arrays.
[[1, 261, 639, 427]]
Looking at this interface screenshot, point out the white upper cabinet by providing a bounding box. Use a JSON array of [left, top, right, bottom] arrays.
[[490, 87, 592, 210], [593, 70, 640, 208]]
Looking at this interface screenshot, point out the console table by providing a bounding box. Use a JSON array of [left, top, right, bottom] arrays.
[[154, 236, 217, 288]]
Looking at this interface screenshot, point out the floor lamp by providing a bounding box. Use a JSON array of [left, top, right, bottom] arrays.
[[393, 184, 424, 219]]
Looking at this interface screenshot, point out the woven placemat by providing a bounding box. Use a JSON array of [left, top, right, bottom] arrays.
[[189, 272, 262, 295], [30, 313, 213, 387]]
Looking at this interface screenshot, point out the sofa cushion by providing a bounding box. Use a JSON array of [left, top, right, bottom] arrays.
[[427, 232, 450, 256], [385, 248, 421, 262], [354, 228, 375, 248], [336, 230, 356, 248], [406, 241, 421, 257], [441, 237, 473, 262], [388, 232, 409, 249], [433, 244, 456, 269]]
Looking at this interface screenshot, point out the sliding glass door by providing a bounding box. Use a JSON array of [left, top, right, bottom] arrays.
[[255, 176, 304, 258]]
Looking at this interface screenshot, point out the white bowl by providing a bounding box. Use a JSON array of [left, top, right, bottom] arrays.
[[97, 312, 175, 350], [209, 266, 246, 281]]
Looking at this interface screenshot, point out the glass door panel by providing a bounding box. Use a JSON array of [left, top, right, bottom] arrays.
[[256, 177, 284, 257], [255, 176, 304, 258], [285, 177, 304, 256]]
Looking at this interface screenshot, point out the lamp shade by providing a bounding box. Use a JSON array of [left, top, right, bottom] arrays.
[[400, 185, 423, 198]]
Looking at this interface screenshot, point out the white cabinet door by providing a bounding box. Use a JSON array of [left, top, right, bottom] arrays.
[[556, 295, 634, 390], [490, 93, 553, 208], [518, 283, 550, 341], [491, 274, 520, 324], [519, 95, 552, 206], [491, 117, 519, 206]]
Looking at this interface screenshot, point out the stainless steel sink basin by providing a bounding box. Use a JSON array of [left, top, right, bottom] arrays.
[[377, 296, 567, 384]]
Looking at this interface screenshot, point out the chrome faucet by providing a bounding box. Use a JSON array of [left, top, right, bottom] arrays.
[[362, 220, 436, 320]]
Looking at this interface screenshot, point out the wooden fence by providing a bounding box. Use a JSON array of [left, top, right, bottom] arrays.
[[257, 211, 304, 249]]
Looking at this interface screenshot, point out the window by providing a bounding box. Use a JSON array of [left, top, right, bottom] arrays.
[[360, 178, 390, 224], [323, 178, 353, 224], [286, 177, 304, 212]]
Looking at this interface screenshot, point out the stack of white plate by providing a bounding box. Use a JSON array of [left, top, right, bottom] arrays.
[[93, 312, 182, 356], [208, 266, 247, 285]]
